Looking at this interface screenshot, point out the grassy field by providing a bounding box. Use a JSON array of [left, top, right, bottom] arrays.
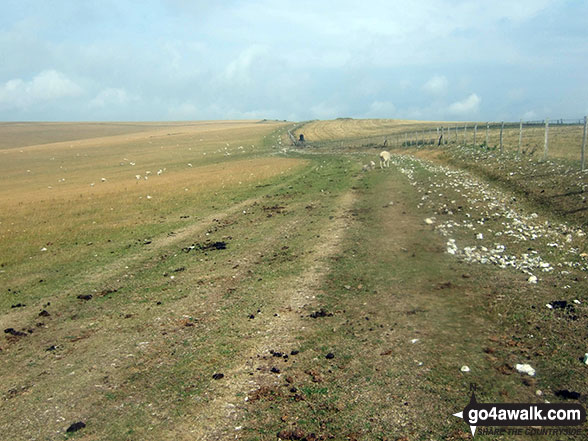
[[294, 118, 587, 164], [294, 119, 443, 142], [1, 120, 587, 440]]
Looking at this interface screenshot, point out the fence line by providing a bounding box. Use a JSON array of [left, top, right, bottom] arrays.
[[298, 117, 588, 171]]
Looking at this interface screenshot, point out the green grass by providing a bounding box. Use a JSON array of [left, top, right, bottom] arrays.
[[2, 120, 587, 440]]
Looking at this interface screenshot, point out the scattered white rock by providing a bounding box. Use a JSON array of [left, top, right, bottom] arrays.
[[424, 218, 435, 225], [447, 239, 457, 255], [460, 365, 470, 373], [41, 247, 47, 252], [515, 364, 536, 376], [411, 338, 419, 344], [101, 177, 107, 182], [528, 275, 538, 284], [146, 195, 152, 199], [583, 353, 588, 365]]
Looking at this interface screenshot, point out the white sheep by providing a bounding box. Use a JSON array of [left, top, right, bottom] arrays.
[[379, 151, 391, 169]]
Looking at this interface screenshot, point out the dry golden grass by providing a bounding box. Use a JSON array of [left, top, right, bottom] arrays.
[[295, 119, 586, 162], [2, 119, 586, 440], [477, 124, 586, 161], [296, 118, 446, 141], [0, 120, 267, 150], [0, 120, 301, 294]]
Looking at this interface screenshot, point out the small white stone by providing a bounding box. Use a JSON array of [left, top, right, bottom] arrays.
[[460, 365, 470, 373], [583, 353, 588, 365], [424, 218, 435, 225], [411, 338, 419, 344], [515, 363, 536, 376], [528, 275, 538, 284]]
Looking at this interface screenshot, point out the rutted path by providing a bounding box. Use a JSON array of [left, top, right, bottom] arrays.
[[195, 189, 357, 440], [228, 151, 587, 440]]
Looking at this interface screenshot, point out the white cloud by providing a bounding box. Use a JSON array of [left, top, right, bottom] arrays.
[[448, 93, 481, 115], [223, 45, 269, 84], [0, 70, 83, 109], [365, 100, 396, 117], [423, 75, 448, 96], [310, 102, 341, 119], [167, 102, 198, 120], [89, 88, 131, 108]]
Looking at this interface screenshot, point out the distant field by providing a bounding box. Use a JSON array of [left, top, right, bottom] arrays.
[[0, 120, 300, 297], [295, 118, 586, 163], [0, 120, 269, 150], [296, 118, 445, 142]]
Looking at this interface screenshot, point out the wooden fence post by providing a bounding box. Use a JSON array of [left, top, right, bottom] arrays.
[[464, 123, 467, 145], [500, 121, 504, 153], [518, 119, 523, 155], [486, 122, 489, 148], [581, 116, 587, 171], [543, 118, 549, 160], [473, 124, 477, 147]]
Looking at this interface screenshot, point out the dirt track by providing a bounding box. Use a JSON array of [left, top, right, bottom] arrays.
[[1, 130, 586, 440]]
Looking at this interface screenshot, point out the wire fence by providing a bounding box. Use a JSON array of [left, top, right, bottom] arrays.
[[299, 117, 588, 170]]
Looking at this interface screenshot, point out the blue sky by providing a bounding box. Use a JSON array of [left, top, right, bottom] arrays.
[[1, 0, 587, 122]]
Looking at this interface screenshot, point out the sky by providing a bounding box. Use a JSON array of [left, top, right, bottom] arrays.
[[1, 0, 587, 122]]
